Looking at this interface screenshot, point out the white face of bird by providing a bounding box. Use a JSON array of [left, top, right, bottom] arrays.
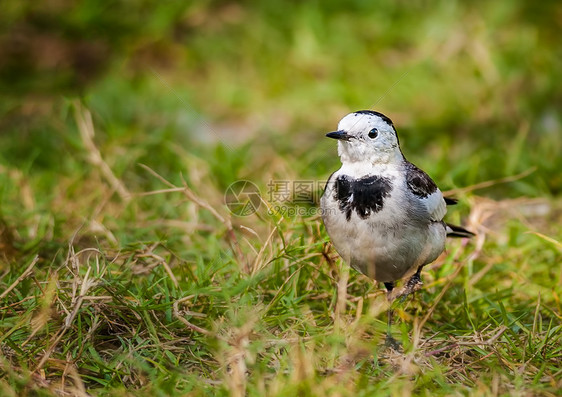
[[327, 111, 403, 165]]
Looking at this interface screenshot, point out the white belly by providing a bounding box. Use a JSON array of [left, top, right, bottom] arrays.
[[321, 176, 446, 282]]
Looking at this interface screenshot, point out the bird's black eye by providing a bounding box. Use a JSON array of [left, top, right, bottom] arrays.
[[368, 128, 378, 139]]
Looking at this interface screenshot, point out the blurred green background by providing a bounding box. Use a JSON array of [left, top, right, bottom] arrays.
[[1, 0, 561, 196], [1, 1, 562, 395]]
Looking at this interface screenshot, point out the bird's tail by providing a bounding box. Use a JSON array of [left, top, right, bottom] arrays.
[[446, 223, 475, 238], [444, 197, 458, 205]]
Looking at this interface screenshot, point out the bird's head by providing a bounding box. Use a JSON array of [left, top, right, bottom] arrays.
[[326, 110, 403, 164]]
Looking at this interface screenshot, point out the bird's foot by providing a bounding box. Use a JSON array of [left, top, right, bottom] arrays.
[[384, 332, 402, 352], [399, 273, 423, 303], [386, 273, 423, 302]]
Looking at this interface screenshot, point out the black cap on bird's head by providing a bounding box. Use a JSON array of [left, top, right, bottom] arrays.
[[354, 110, 395, 128]]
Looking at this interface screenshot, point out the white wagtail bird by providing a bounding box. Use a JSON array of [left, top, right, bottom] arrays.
[[321, 110, 473, 339]]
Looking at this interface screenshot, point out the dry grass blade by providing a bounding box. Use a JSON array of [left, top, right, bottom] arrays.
[[455, 325, 508, 346], [250, 226, 277, 275], [137, 250, 179, 288], [526, 231, 562, 250], [0, 255, 39, 300], [74, 101, 131, 203], [137, 163, 227, 224], [173, 295, 215, 338], [138, 163, 246, 268], [35, 246, 106, 372], [444, 167, 536, 196], [334, 265, 350, 332]]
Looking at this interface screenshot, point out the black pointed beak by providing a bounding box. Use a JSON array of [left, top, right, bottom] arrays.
[[326, 130, 351, 141]]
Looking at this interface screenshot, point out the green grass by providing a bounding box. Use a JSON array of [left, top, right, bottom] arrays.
[[1, 1, 562, 395]]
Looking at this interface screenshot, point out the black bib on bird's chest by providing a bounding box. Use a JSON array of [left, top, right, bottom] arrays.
[[334, 175, 392, 221]]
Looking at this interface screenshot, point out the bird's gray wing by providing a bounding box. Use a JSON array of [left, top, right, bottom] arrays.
[[404, 162, 447, 221]]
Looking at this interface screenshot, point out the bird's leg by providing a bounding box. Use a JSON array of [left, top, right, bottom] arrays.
[[383, 282, 401, 350], [384, 281, 395, 331], [396, 265, 424, 303]]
